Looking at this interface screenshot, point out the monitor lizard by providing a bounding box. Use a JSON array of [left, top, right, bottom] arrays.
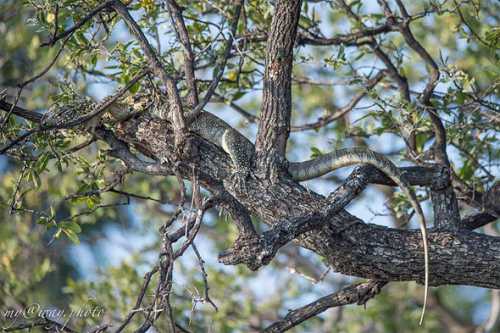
[[19, 91, 429, 322]]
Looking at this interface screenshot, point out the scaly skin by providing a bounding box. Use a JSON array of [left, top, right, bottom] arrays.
[[190, 112, 254, 175], [107, 99, 429, 320]]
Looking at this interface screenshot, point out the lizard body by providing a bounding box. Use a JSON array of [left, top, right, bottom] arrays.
[[190, 112, 255, 177]]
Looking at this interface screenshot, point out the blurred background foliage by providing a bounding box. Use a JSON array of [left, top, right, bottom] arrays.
[[0, 0, 498, 332]]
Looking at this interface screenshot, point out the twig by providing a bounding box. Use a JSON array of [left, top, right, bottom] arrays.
[[191, 242, 218, 311], [109, 188, 165, 203], [8, 164, 27, 215], [212, 92, 259, 123], [173, 199, 213, 259], [64, 137, 97, 155], [0, 34, 71, 130], [165, 0, 199, 107], [291, 71, 385, 132], [263, 280, 387, 333], [41, 0, 115, 47], [186, 0, 243, 123], [114, 266, 159, 333]]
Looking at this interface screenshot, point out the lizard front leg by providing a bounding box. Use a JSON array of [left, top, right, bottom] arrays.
[[221, 129, 254, 192]]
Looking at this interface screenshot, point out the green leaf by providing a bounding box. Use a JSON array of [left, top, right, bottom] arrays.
[[62, 221, 82, 234], [129, 82, 140, 94], [37, 216, 50, 225], [310, 147, 323, 158], [28, 170, 41, 188], [86, 197, 96, 209], [35, 153, 50, 173], [456, 91, 466, 105], [459, 160, 474, 180], [54, 228, 62, 239], [232, 91, 246, 101], [74, 31, 88, 46], [62, 228, 80, 244]]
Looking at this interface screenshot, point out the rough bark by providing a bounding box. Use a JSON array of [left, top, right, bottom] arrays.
[[255, 0, 302, 176]]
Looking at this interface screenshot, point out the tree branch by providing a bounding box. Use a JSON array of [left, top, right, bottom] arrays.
[[40, 0, 114, 47], [297, 22, 395, 46], [462, 213, 498, 231], [165, 0, 199, 107], [111, 0, 186, 149], [112, 113, 500, 288], [388, 0, 461, 229], [291, 71, 385, 132], [4, 100, 499, 291], [218, 164, 405, 270], [186, 0, 243, 123], [263, 280, 387, 333]]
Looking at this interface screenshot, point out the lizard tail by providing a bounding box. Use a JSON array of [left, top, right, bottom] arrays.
[[288, 147, 429, 324]]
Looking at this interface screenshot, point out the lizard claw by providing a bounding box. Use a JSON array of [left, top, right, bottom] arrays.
[[229, 167, 255, 193], [230, 170, 248, 193]]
